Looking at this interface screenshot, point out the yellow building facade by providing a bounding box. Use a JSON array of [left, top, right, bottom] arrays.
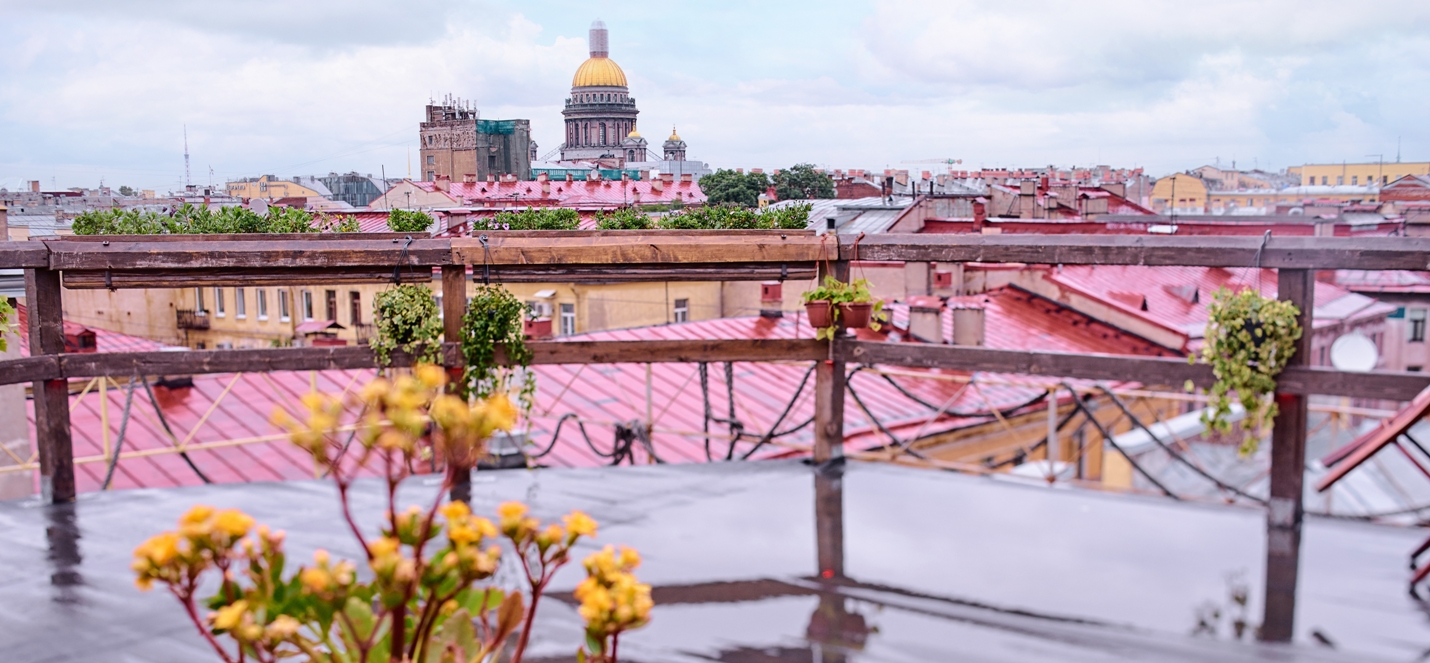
[[226, 175, 326, 201], [1206, 187, 1379, 212], [1290, 162, 1430, 187], [1148, 173, 1208, 213]]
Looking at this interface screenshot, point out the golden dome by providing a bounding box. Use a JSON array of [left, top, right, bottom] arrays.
[[627, 129, 641, 138], [667, 127, 682, 142], [572, 56, 627, 88]]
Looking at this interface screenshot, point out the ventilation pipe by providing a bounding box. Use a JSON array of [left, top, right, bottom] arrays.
[[950, 304, 985, 346]]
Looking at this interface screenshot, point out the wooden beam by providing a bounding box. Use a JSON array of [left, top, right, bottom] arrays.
[[470, 263, 817, 283], [53, 232, 431, 243], [61, 267, 440, 289], [451, 231, 824, 266], [0, 242, 50, 269], [45, 237, 451, 271], [25, 268, 74, 504], [838, 341, 1430, 400], [1261, 268, 1315, 643], [522, 339, 826, 366], [0, 355, 59, 384], [840, 234, 1430, 270]]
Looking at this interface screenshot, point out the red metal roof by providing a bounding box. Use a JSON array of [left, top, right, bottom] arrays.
[[24, 290, 1171, 494], [411, 178, 705, 209], [1331, 269, 1430, 294]]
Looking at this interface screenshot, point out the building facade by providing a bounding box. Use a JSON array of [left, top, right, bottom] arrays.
[[226, 175, 326, 201], [1290, 161, 1430, 187], [560, 21, 639, 162], [419, 98, 532, 183]]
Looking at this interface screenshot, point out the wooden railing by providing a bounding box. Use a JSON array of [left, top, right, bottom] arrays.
[[4, 230, 1430, 643]]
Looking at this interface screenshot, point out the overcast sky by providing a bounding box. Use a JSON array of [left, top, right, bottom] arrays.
[[2, 0, 1428, 192]]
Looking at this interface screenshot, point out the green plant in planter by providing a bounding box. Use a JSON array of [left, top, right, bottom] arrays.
[[0, 297, 13, 352], [461, 285, 536, 410], [490, 208, 580, 231], [388, 209, 434, 233], [800, 276, 885, 341], [594, 208, 654, 230], [1191, 287, 1302, 455], [371, 285, 444, 368]]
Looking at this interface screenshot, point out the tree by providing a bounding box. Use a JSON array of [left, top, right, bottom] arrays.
[[118, 185, 135, 196], [773, 163, 835, 201], [699, 169, 769, 207]]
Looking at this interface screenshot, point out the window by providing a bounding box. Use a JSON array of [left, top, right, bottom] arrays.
[[488, 154, 497, 171], [235, 289, 246, 319], [1411, 309, 1427, 343], [600, 123, 607, 146], [673, 298, 689, 323], [258, 289, 269, 320], [1410, 366, 1424, 373], [1336, 176, 1344, 185], [325, 289, 337, 321], [302, 291, 314, 321], [426, 171, 435, 181], [214, 287, 225, 317], [426, 155, 435, 165], [349, 291, 362, 325], [560, 303, 576, 336], [194, 287, 207, 314], [1351, 175, 1358, 185], [279, 290, 291, 321], [1321, 176, 1328, 185]]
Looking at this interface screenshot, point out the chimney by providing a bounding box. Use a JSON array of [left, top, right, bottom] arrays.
[[950, 305, 985, 346], [541, 180, 551, 196], [651, 178, 663, 193], [566, 173, 575, 183], [759, 281, 783, 318], [0, 204, 7, 241], [536, 172, 549, 182], [29, 180, 39, 193], [462, 174, 477, 183], [590, 171, 601, 182], [487, 174, 496, 183], [972, 199, 987, 230], [435, 174, 451, 192], [661, 173, 674, 183], [631, 189, 641, 204], [680, 173, 693, 183], [907, 296, 944, 343]]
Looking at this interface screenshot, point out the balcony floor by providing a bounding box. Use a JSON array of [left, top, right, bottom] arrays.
[[0, 460, 1425, 662]]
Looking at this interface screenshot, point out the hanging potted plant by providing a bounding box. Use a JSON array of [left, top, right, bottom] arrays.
[[801, 277, 884, 341], [370, 284, 444, 369], [1191, 286, 1302, 455], [461, 285, 536, 409]]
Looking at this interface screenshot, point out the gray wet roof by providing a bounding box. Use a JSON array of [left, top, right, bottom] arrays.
[[0, 460, 1424, 662]]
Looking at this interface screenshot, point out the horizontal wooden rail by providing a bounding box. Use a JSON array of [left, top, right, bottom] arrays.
[[1, 338, 1424, 399], [0, 243, 50, 269], [839, 234, 1430, 270], [452, 231, 823, 266], [839, 341, 1430, 400], [44, 237, 453, 271]]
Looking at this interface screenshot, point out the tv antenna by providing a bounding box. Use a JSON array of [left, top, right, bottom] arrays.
[[183, 125, 192, 188]]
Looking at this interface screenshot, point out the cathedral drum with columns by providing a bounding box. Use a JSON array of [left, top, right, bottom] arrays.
[[560, 21, 639, 162]]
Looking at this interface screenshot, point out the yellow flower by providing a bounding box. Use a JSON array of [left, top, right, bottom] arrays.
[[359, 378, 391, 404], [497, 501, 528, 521], [563, 511, 598, 539], [536, 523, 565, 548], [135, 531, 180, 566], [415, 364, 447, 390], [180, 505, 215, 526], [212, 600, 249, 631], [134, 575, 154, 591], [368, 537, 400, 558], [300, 566, 332, 593], [264, 615, 300, 640], [484, 393, 518, 432], [213, 509, 254, 538], [439, 501, 471, 521]]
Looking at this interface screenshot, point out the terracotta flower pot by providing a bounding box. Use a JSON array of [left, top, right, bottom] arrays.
[[838, 302, 872, 329], [805, 301, 834, 328]]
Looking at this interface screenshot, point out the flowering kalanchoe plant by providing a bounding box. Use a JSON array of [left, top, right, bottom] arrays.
[[133, 364, 649, 663], [575, 546, 653, 663]]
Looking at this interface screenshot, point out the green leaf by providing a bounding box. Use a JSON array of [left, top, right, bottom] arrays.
[[343, 597, 376, 641]]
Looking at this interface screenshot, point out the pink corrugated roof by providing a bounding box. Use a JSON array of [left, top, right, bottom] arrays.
[[420, 178, 705, 208], [1333, 270, 1430, 294], [26, 290, 1169, 494]]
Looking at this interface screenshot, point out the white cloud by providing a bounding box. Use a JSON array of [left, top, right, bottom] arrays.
[[1, 1, 1428, 190]]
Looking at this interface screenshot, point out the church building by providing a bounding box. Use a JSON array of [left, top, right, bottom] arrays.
[[560, 20, 711, 180]]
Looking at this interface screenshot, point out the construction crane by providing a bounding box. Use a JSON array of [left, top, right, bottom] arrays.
[[538, 146, 562, 162], [902, 158, 963, 174]]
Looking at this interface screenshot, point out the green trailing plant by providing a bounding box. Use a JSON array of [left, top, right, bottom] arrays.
[[0, 297, 13, 352], [800, 277, 885, 341], [371, 285, 444, 368], [488, 208, 580, 231], [461, 285, 536, 411], [654, 202, 811, 231], [594, 208, 654, 230], [388, 209, 434, 233], [71, 203, 356, 235], [1190, 286, 1302, 455]]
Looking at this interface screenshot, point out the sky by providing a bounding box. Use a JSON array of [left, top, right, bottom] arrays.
[[2, 0, 1429, 192]]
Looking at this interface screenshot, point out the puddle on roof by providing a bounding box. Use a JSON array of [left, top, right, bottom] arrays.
[[1, 460, 1426, 662]]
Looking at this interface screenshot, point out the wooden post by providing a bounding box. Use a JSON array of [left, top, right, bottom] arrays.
[[1261, 268, 1314, 643], [440, 265, 471, 503], [26, 268, 74, 504], [813, 260, 848, 464]]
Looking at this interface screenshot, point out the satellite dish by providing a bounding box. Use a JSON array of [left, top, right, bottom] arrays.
[[250, 198, 268, 217], [1330, 331, 1379, 372]]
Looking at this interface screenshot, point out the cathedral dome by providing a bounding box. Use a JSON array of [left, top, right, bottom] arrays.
[[572, 56, 627, 88]]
